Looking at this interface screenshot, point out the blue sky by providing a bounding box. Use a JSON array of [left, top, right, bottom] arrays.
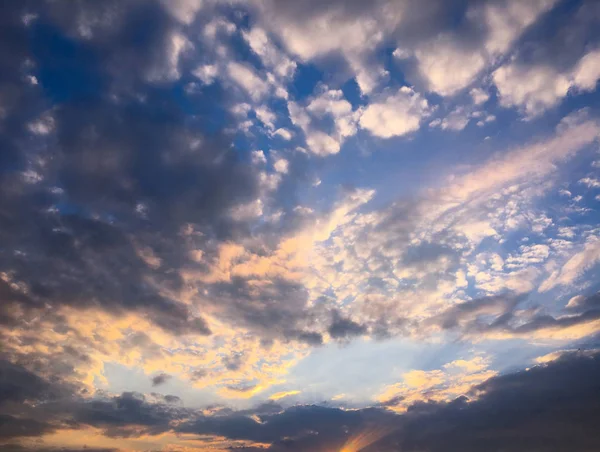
[[1, 0, 600, 451]]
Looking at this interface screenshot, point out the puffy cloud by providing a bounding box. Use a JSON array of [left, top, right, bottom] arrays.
[[227, 62, 270, 101], [272, 128, 292, 140], [251, 0, 400, 94], [476, 0, 558, 55], [360, 87, 431, 138], [414, 37, 487, 96], [242, 27, 296, 80], [429, 106, 472, 131], [273, 158, 289, 174], [283, 111, 600, 341], [255, 105, 277, 130], [470, 88, 490, 105], [572, 49, 600, 91], [289, 88, 360, 155], [579, 177, 600, 189], [492, 4, 600, 117], [377, 355, 496, 412], [412, 0, 556, 96], [192, 63, 218, 85], [493, 63, 571, 116], [160, 0, 204, 24]]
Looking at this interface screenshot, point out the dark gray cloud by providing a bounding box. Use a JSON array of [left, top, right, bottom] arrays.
[[71, 391, 188, 438], [429, 291, 600, 339], [380, 350, 600, 452], [0, 359, 64, 406], [0, 445, 118, 452], [230, 350, 600, 451], [327, 309, 367, 339], [1, 352, 599, 450], [0, 0, 263, 342], [0, 0, 332, 356], [150, 373, 171, 387], [0, 415, 54, 440], [207, 277, 324, 345]]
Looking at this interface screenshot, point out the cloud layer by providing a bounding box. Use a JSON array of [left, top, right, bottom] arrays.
[[1, 0, 600, 450]]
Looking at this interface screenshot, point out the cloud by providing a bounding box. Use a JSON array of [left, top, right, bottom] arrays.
[[359, 87, 431, 138], [470, 88, 489, 105], [227, 62, 270, 101], [161, 0, 204, 24], [242, 27, 296, 80], [192, 63, 218, 85], [493, 63, 571, 117], [2, 4, 600, 451], [269, 390, 301, 401], [429, 106, 473, 131], [151, 373, 172, 387], [289, 88, 360, 155], [410, 0, 556, 96], [492, 3, 600, 116], [413, 37, 486, 96], [253, 0, 555, 97], [25, 352, 600, 451], [289, 110, 600, 340], [377, 355, 496, 413], [328, 310, 367, 340], [251, 0, 400, 94], [540, 238, 600, 291], [2, 333, 600, 451]]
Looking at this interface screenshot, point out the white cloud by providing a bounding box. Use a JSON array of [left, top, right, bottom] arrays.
[[571, 49, 600, 91], [430, 107, 472, 131], [147, 32, 190, 82], [227, 62, 269, 101], [289, 89, 360, 156], [494, 48, 600, 116], [566, 294, 585, 308], [540, 238, 600, 291], [259, 171, 282, 192], [230, 199, 264, 221], [161, 0, 204, 24], [27, 114, 55, 135], [414, 37, 486, 96], [307, 89, 360, 139], [476, 114, 496, 127], [579, 177, 600, 189], [359, 87, 430, 138], [305, 131, 342, 156], [273, 158, 289, 174], [273, 128, 293, 140], [413, 0, 555, 96], [255, 105, 277, 130], [251, 150, 267, 165], [478, 0, 557, 55], [192, 64, 218, 85], [505, 244, 550, 269], [253, 1, 401, 94], [470, 88, 490, 105], [243, 27, 296, 79], [493, 64, 570, 117]]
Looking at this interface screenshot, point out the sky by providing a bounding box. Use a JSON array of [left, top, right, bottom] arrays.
[[1, 0, 600, 451]]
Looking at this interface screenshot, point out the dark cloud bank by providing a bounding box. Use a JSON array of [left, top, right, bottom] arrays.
[[2, 350, 600, 451]]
